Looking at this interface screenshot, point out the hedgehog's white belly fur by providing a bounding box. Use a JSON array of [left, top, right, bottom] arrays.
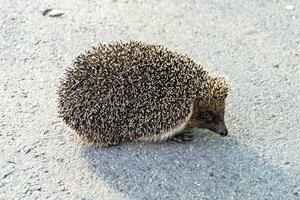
[[63, 116, 191, 144], [63, 105, 193, 144], [145, 123, 187, 142], [64, 121, 187, 143], [139, 110, 192, 142]]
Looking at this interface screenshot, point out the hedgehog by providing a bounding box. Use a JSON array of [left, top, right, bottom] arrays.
[[57, 41, 229, 147]]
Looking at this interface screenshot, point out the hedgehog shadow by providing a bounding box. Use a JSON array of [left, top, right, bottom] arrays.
[[82, 132, 298, 199]]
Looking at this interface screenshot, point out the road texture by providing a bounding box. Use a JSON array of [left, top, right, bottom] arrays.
[[1, 0, 299, 199]]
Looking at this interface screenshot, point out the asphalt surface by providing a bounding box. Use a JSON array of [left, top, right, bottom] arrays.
[[1, 0, 299, 199]]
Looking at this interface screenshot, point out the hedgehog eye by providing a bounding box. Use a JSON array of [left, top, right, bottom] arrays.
[[201, 112, 209, 118], [200, 112, 213, 122]]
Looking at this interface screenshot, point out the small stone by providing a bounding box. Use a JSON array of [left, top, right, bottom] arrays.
[[285, 5, 294, 10], [48, 9, 65, 17], [209, 172, 214, 177], [24, 148, 32, 154], [193, 181, 201, 186], [273, 64, 279, 68], [284, 161, 290, 165], [42, 9, 52, 16]]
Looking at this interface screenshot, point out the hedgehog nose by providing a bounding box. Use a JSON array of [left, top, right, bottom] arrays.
[[218, 128, 228, 136], [216, 125, 228, 136]]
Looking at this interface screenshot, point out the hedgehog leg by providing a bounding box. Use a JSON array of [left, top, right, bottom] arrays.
[[170, 131, 194, 143], [94, 140, 120, 148], [101, 137, 122, 147], [107, 140, 121, 147]]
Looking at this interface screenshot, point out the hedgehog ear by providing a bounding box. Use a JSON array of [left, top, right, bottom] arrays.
[[210, 76, 229, 100], [221, 84, 229, 100], [223, 82, 230, 98]]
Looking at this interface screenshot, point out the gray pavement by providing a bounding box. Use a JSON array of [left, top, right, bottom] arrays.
[[0, 0, 299, 199]]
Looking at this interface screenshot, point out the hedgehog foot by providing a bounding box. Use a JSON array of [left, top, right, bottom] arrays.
[[103, 140, 121, 148], [170, 132, 194, 143]]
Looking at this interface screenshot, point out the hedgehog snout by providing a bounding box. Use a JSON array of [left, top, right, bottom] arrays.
[[215, 124, 228, 137]]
